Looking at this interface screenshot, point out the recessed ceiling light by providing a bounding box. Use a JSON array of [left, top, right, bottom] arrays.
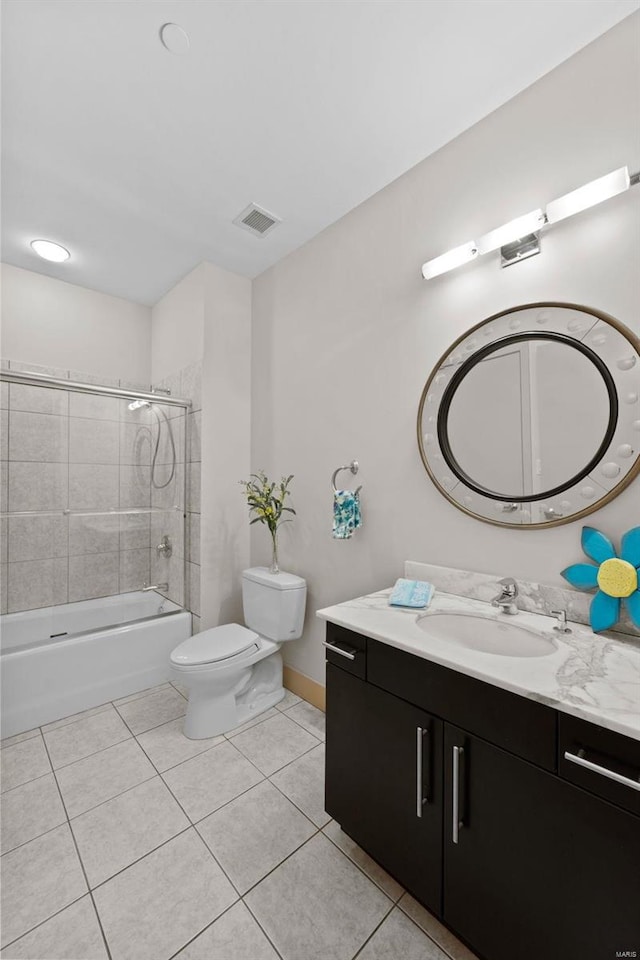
[[30, 239, 71, 263], [160, 23, 190, 56]]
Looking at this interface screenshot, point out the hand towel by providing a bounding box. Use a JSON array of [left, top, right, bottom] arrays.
[[389, 578, 434, 608], [333, 490, 362, 540]]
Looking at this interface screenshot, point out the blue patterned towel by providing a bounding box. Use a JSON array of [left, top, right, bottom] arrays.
[[389, 578, 434, 608], [333, 490, 362, 539]]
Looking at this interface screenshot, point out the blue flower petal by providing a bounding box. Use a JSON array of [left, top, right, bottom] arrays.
[[625, 591, 640, 629], [560, 563, 599, 590], [581, 526, 616, 565], [620, 527, 640, 568], [589, 591, 620, 633]]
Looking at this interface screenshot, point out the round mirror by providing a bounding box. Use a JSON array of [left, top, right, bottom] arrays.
[[417, 304, 640, 527]]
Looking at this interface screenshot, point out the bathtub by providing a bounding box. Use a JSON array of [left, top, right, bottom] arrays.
[[0, 591, 191, 738]]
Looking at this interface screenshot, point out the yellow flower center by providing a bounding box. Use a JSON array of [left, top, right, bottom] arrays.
[[596, 558, 638, 598]]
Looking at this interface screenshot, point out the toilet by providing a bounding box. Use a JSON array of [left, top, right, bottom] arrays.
[[170, 567, 307, 739]]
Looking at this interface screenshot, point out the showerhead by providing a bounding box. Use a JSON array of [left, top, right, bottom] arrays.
[[128, 399, 151, 411]]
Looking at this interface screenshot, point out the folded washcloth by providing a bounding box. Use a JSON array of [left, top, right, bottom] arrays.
[[389, 578, 434, 608], [333, 490, 362, 540]]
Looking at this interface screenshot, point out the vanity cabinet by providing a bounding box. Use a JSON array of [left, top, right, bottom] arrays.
[[324, 623, 640, 960]]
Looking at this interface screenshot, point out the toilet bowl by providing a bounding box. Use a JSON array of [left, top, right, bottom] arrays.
[[171, 567, 306, 739]]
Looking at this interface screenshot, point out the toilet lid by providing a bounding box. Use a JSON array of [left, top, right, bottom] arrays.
[[171, 624, 260, 666]]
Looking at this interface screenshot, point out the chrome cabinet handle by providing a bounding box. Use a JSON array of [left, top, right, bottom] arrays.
[[452, 745, 464, 844], [322, 641, 356, 661], [416, 726, 428, 817], [564, 750, 640, 792]]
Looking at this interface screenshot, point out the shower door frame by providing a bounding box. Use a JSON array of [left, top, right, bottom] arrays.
[[1, 368, 192, 615]]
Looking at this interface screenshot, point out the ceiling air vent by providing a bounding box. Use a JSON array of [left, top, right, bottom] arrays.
[[233, 203, 281, 238]]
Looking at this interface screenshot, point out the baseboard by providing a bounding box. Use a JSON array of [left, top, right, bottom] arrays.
[[283, 665, 326, 712]]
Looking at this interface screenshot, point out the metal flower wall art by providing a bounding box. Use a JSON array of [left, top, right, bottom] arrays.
[[561, 526, 640, 632]]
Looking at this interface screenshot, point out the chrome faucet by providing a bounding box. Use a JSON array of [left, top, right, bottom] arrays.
[[491, 577, 519, 615], [551, 609, 572, 633], [143, 582, 169, 593]]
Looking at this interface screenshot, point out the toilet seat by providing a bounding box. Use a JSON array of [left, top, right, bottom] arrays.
[[170, 624, 260, 667]]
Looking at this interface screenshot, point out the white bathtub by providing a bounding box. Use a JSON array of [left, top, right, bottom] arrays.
[[0, 591, 191, 738]]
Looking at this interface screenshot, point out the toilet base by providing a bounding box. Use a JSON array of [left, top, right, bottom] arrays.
[[180, 649, 286, 739]]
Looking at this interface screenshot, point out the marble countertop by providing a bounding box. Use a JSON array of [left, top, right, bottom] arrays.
[[317, 589, 640, 741]]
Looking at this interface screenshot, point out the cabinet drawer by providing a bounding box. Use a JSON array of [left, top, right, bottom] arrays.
[[324, 623, 367, 679], [558, 714, 640, 817], [368, 638, 556, 771]]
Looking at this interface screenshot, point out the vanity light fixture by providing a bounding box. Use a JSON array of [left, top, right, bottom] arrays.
[[421, 241, 478, 280], [421, 165, 638, 280], [30, 239, 70, 263]]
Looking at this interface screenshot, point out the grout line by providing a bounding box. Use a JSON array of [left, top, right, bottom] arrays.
[[39, 726, 113, 960], [351, 898, 397, 960], [0, 891, 92, 955], [44, 732, 133, 774]]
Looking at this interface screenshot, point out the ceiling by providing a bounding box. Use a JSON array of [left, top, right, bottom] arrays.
[[2, 0, 638, 306]]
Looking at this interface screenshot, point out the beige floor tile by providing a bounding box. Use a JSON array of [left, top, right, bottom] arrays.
[[1, 736, 51, 793], [284, 700, 326, 740], [398, 893, 479, 960], [323, 820, 404, 901], [41, 702, 112, 734], [136, 718, 224, 773], [71, 776, 189, 888], [3, 895, 108, 960], [358, 906, 449, 960], [0, 729, 40, 749], [115, 687, 186, 735], [56, 738, 156, 818], [174, 901, 278, 960], [0, 773, 66, 854], [113, 683, 174, 707], [224, 707, 278, 738], [44, 709, 131, 770], [0, 824, 87, 948], [245, 833, 392, 960], [269, 742, 329, 827], [197, 780, 316, 894], [230, 713, 319, 776], [275, 689, 302, 712], [163, 741, 263, 823], [93, 829, 237, 960]]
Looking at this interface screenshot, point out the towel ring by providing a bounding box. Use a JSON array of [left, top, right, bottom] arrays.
[[332, 460, 362, 495]]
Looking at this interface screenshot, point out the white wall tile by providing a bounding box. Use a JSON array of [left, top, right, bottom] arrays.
[[68, 514, 119, 556], [120, 513, 150, 551], [151, 415, 184, 465], [187, 462, 200, 512], [69, 417, 119, 464], [188, 513, 200, 564], [68, 552, 119, 602], [188, 411, 201, 462], [1, 563, 8, 614], [120, 465, 151, 509], [119, 421, 151, 465], [9, 462, 68, 512], [1, 461, 7, 513], [8, 558, 68, 612], [69, 392, 120, 421], [1, 381, 8, 410], [1, 409, 7, 460], [120, 548, 150, 592], [8, 383, 68, 416], [8, 515, 68, 562], [69, 464, 119, 511], [188, 562, 200, 616], [9, 412, 68, 462], [150, 463, 183, 510]]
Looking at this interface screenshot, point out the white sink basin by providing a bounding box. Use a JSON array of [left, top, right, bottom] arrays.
[[416, 612, 557, 658]]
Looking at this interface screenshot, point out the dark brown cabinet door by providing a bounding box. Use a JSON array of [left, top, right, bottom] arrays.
[[444, 724, 640, 960], [325, 663, 443, 914]]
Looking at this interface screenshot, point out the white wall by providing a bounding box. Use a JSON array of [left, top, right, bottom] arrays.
[[251, 15, 640, 686], [1, 263, 151, 383], [151, 261, 252, 631], [150, 265, 205, 383]]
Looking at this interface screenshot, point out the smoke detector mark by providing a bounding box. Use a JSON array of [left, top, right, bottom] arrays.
[[233, 203, 281, 237]]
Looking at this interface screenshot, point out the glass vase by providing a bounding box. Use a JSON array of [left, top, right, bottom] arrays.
[[269, 531, 279, 574]]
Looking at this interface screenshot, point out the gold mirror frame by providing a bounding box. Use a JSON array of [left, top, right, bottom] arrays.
[[417, 302, 640, 529]]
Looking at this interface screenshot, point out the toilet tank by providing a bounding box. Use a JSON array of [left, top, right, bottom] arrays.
[[242, 568, 307, 642]]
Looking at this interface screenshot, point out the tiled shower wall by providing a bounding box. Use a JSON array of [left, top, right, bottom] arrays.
[[0, 359, 200, 620], [151, 361, 202, 632]]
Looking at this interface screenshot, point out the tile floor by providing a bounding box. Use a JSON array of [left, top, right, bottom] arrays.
[[0, 684, 478, 960]]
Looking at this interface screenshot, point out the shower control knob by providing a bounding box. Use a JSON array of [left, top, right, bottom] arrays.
[[156, 535, 173, 559]]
